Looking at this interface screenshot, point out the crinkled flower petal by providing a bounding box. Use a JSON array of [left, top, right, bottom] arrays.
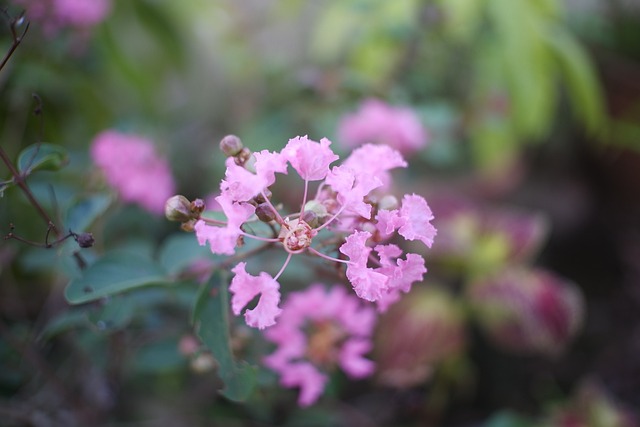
[[220, 157, 267, 202], [343, 143, 407, 189], [398, 194, 437, 247], [229, 263, 282, 329], [326, 166, 382, 219], [339, 338, 375, 378], [283, 136, 339, 181], [280, 362, 328, 407], [194, 220, 238, 255], [254, 149, 288, 187], [341, 231, 389, 301]]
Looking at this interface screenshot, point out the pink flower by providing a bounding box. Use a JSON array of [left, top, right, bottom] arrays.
[[13, 0, 111, 36], [194, 135, 436, 327], [264, 284, 376, 406], [340, 232, 427, 310], [468, 268, 584, 355], [282, 136, 339, 181], [374, 194, 437, 248], [229, 263, 282, 329], [338, 99, 428, 154], [194, 194, 255, 255], [91, 130, 175, 215]]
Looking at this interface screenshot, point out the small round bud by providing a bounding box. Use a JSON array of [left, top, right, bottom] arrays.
[[181, 219, 197, 232], [304, 199, 328, 217], [255, 203, 276, 222], [190, 198, 205, 215], [378, 195, 399, 211], [253, 189, 272, 205], [76, 232, 95, 248], [219, 134, 244, 157], [165, 195, 192, 222], [301, 210, 319, 228], [233, 147, 252, 166]]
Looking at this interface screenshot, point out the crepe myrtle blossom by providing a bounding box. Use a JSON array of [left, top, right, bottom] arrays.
[[186, 135, 436, 329], [91, 130, 175, 215], [13, 0, 111, 36], [338, 98, 428, 154], [264, 284, 376, 406]]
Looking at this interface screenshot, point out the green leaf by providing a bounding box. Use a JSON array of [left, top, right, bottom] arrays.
[[193, 271, 257, 402], [133, 339, 186, 374], [64, 252, 168, 304], [158, 233, 213, 277], [439, 0, 486, 41], [544, 27, 605, 134], [39, 308, 90, 340], [17, 143, 69, 174], [65, 194, 113, 233], [88, 295, 137, 331]]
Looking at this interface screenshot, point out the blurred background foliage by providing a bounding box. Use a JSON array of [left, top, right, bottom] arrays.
[[1, 0, 640, 426]]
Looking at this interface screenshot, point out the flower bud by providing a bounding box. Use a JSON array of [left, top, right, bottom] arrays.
[[378, 194, 399, 211], [300, 210, 319, 228], [252, 189, 272, 205], [234, 148, 254, 169], [219, 134, 244, 157], [165, 195, 192, 222], [75, 232, 95, 248], [190, 198, 205, 215], [181, 219, 197, 232], [303, 199, 328, 218], [374, 287, 466, 388], [255, 202, 276, 223], [468, 268, 584, 356]]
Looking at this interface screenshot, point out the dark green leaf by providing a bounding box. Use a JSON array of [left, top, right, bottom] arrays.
[[544, 27, 605, 134], [64, 252, 168, 304], [17, 143, 69, 174], [39, 309, 90, 341], [193, 271, 257, 402], [133, 339, 186, 374], [158, 233, 213, 277], [88, 295, 137, 331]]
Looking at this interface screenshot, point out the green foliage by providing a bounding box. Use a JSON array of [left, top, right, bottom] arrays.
[[17, 143, 69, 175], [64, 252, 168, 304], [192, 271, 257, 402]]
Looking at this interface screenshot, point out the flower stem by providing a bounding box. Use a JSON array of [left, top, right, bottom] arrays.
[[308, 247, 350, 265]]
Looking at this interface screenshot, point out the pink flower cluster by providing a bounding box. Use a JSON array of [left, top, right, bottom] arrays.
[[337, 98, 428, 154], [264, 284, 376, 406], [195, 136, 436, 329], [13, 0, 111, 35], [91, 130, 176, 215]]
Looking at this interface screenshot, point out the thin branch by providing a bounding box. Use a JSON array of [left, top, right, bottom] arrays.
[[0, 146, 60, 237], [0, 8, 29, 73]]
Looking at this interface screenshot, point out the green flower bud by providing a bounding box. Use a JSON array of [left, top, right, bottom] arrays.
[[165, 195, 192, 222]]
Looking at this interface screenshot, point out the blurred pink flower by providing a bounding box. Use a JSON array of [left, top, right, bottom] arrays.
[[91, 130, 176, 215], [264, 284, 376, 406], [468, 268, 584, 355], [338, 98, 428, 154], [374, 287, 466, 388], [13, 0, 111, 35]]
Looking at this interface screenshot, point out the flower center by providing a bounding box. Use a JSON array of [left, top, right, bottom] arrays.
[[280, 218, 316, 254], [306, 320, 346, 368]]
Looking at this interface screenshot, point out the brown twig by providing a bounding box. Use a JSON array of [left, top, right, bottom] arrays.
[[0, 8, 29, 73]]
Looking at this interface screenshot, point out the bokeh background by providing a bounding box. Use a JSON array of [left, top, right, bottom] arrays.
[[1, 0, 640, 426]]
